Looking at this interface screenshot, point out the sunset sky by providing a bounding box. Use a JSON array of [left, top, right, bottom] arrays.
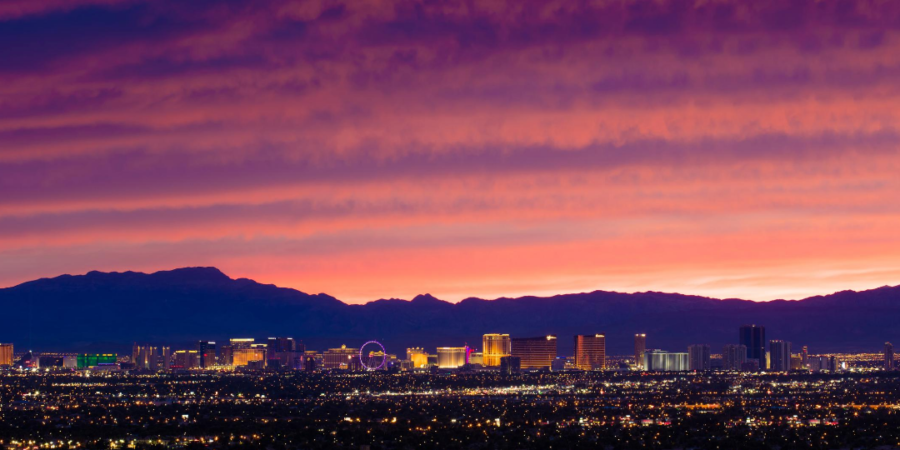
[[3, 0, 900, 303]]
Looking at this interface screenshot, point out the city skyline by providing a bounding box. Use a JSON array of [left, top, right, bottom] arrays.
[[5, 1, 900, 448], [0, 326, 892, 373], [0, 321, 889, 368]]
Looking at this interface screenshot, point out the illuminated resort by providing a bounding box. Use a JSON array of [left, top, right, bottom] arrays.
[[2, 323, 900, 449]]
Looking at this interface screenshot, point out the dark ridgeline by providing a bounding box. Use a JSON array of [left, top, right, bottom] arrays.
[[0, 267, 898, 355]]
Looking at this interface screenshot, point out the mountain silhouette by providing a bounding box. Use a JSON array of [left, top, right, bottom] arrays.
[[1, 267, 898, 356]]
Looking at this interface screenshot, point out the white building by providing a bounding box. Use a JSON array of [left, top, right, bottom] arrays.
[[644, 349, 689, 371]]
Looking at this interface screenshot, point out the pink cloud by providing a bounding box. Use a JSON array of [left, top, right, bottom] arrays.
[[3, 0, 900, 301]]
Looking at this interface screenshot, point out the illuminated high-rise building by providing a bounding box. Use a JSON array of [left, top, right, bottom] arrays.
[[132, 344, 158, 370], [885, 342, 895, 371], [739, 325, 766, 363], [233, 345, 267, 368], [323, 345, 357, 370], [0, 343, 13, 366], [173, 350, 199, 369], [197, 341, 217, 368], [267, 337, 301, 369], [161, 346, 171, 370], [77, 354, 117, 369], [574, 334, 606, 370], [219, 345, 233, 366], [222, 338, 255, 367], [510, 336, 557, 369], [688, 344, 711, 371], [146, 346, 160, 371], [634, 334, 646, 370], [132, 343, 145, 368], [267, 337, 296, 353], [644, 349, 688, 371], [722, 344, 747, 371], [436, 347, 468, 369], [769, 340, 791, 372], [407, 347, 429, 368], [230, 338, 254, 349], [482, 334, 510, 367], [63, 355, 78, 369]]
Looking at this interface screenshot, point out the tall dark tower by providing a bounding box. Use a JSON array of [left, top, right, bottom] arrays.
[[886, 342, 895, 371], [739, 325, 766, 362], [197, 341, 217, 368]]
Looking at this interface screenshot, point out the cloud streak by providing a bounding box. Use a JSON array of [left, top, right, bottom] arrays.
[[3, 0, 900, 302]]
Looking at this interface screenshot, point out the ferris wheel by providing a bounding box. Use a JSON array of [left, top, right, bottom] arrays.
[[359, 341, 387, 371]]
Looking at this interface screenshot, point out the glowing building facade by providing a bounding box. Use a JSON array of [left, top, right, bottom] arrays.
[[407, 347, 429, 368], [510, 336, 557, 369], [230, 338, 254, 349], [436, 347, 467, 369], [133, 345, 166, 371], [323, 345, 357, 370], [574, 334, 606, 370], [77, 353, 117, 369], [634, 334, 646, 370], [482, 334, 510, 367], [0, 343, 13, 366], [233, 345, 267, 368], [198, 341, 217, 368], [132, 343, 159, 370], [219, 345, 233, 366], [173, 350, 199, 369], [644, 350, 689, 372]]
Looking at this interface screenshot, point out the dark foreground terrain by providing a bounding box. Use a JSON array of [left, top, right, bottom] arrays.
[[2, 370, 900, 449]]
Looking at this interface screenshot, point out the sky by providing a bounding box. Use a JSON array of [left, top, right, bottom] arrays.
[[2, 0, 900, 303]]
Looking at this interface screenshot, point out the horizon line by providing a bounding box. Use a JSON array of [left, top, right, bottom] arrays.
[[4, 265, 897, 306]]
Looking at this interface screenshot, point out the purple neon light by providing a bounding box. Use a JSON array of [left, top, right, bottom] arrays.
[[359, 340, 386, 370]]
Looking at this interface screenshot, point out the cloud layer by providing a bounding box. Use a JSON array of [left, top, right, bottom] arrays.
[[3, 0, 900, 302]]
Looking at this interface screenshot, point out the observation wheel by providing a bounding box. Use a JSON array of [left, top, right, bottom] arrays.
[[360, 341, 387, 371]]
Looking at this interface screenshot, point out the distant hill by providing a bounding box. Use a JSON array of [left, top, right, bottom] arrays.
[[1, 267, 898, 355]]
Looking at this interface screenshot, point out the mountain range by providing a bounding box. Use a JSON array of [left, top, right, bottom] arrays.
[[1, 267, 898, 356]]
